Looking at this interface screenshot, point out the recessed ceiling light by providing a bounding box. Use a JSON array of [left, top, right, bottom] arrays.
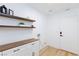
[[48, 10, 53, 12], [65, 8, 70, 11]]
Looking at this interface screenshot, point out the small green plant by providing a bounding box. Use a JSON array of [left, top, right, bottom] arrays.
[[18, 22, 25, 25]]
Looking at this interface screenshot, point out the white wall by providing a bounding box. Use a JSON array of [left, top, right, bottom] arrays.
[[0, 3, 47, 49], [44, 8, 79, 54]]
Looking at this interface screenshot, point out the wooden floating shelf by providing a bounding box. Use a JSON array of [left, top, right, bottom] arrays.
[[0, 25, 35, 28], [0, 38, 39, 52], [0, 13, 35, 22]]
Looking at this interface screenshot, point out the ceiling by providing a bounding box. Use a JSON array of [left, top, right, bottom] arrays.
[[27, 3, 79, 15]]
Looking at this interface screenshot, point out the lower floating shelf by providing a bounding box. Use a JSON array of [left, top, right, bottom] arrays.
[[0, 25, 35, 28], [0, 38, 38, 52]]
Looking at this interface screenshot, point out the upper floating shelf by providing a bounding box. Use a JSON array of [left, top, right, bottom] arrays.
[[0, 13, 35, 22]]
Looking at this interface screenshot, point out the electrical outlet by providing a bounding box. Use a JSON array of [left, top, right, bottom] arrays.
[[44, 42, 47, 45]]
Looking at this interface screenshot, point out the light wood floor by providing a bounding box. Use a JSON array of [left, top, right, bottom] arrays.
[[39, 46, 78, 56]]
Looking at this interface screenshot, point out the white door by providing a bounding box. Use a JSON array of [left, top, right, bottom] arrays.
[[47, 15, 61, 48], [60, 12, 78, 54], [77, 15, 79, 55]]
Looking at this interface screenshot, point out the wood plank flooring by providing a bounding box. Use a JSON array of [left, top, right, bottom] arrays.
[[39, 46, 78, 56]]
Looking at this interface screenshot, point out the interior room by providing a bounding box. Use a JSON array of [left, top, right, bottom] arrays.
[[0, 3, 79, 56]]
